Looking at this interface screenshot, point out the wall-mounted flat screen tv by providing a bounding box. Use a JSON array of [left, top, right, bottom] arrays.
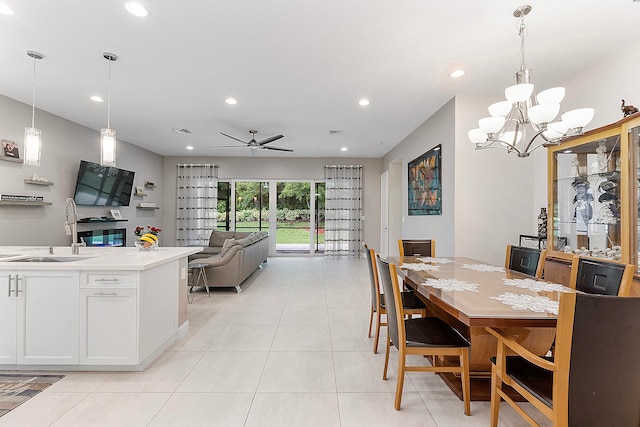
[[73, 160, 135, 206]]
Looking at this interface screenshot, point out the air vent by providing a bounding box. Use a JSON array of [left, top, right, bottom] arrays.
[[172, 128, 192, 134], [329, 130, 343, 135]]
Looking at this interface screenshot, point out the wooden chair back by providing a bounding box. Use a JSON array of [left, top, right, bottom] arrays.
[[376, 255, 402, 349], [563, 293, 640, 425], [398, 239, 435, 258], [364, 244, 382, 311], [569, 256, 635, 296], [505, 244, 546, 278]]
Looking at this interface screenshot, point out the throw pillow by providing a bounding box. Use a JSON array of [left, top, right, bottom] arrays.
[[220, 238, 237, 256]]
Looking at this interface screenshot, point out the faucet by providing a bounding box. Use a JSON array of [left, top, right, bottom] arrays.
[[64, 198, 85, 255]]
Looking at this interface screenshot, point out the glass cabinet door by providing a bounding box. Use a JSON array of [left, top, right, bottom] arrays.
[[631, 124, 640, 269], [552, 134, 622, 259]]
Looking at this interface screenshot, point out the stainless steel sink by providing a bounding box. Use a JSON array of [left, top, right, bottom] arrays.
[[9, 256, 91, 262]]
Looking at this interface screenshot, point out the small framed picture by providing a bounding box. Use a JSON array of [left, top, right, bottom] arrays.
[[110, 209, 123, 220], [2, 139, 20, 159], [134, 186, 145, 196]]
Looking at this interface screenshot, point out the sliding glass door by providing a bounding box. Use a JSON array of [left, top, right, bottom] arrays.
[[217, 180, 324, 255]]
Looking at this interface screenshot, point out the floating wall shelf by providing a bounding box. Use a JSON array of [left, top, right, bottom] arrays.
[[24, 179, 54, 186], [0, 200, 52, 206], [0, 156, 24, 164], [77, 218, 129, 224]]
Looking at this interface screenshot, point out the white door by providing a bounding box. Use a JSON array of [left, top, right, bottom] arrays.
[[380, 171, 389, 258]]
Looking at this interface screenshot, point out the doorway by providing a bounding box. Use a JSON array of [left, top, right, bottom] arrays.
[[219, 180, 324, 255]]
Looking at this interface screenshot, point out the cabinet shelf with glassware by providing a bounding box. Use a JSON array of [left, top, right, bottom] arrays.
[[547, 113, 640, 268]]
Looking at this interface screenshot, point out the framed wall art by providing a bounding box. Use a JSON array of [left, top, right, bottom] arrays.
[[2, 139, 20, 159], [408, 145, 441, 215]]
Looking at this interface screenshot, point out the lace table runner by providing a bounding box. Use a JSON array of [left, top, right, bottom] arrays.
[[502, 278, 571, 293], [401, 263, 441, 272], [421, 278, 479, 292], [490, 292, 559, 315], [462, 263, 505, 272], [416, 257, 455, 264]]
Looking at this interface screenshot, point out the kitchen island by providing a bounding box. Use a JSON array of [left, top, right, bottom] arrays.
[[0, 245, 202, 371]]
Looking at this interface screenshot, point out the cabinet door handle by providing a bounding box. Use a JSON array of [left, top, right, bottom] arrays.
[[94, 278, 119, 282], [94, 291, 118, 296], [7, 275, 13, 297], [15, 275, 22, 296]]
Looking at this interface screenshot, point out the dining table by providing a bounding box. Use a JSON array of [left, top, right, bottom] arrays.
[[387, 256, 575, 401]]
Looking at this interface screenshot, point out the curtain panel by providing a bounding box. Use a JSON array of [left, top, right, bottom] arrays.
[[176, 164, 218, 246], [324, 165, 363, 258]]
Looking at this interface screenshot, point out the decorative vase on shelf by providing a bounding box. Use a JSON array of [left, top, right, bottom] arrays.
[[537, 207, 548, 239]]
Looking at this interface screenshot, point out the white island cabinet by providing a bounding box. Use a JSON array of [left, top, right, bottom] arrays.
[[1, 270, 79, 365], [0, 246, 201, 371]]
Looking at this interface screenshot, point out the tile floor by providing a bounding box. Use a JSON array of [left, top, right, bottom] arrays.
[[0, 257, 551, 426]]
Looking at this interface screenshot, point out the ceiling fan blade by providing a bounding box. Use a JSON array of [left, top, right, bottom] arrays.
[[220, 132, 249, 145], [257, 135, 284, 146], [210, 145, 249, 148], [262, 145, 294, 152]]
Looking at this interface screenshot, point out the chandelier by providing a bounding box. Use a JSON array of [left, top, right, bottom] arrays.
[[468, 5, 594, 157]]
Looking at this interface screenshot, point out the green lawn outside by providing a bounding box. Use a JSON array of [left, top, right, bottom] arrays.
[[234, 221, 325, 244]]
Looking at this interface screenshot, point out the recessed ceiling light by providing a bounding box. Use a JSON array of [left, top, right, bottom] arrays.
[[225, 97, 237, 105], [341, 147, 348, 152], [449, 69, 466, 78], [563, 149, 572, 154], [0, 3, 14, 14], [90, 95, 104, 102], [125, 2, 148, 17], [186, 146, 194, 150], [359, 98, 370, 106]]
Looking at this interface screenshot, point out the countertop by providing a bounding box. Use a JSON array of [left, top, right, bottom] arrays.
[[0, 246, 203, 271]]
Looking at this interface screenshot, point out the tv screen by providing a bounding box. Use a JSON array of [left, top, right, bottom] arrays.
[[73, 160, 135, 206]]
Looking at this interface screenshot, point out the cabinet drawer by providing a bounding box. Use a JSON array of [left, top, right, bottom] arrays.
[[82, 272, 137, 288]]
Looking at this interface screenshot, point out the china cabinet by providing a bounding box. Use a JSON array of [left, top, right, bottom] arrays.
[[547, 113, 640, 269]]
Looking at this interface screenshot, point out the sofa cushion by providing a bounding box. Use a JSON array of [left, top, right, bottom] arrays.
[[220, 238, 239, 256], [209, 230, 235, 247]]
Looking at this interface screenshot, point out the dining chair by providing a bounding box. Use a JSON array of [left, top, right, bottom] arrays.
[[505, 244, 546, 278], [486, 292, 640, 426], [364, 244, 427, 354], [568, 255, 635, 296], [377, 255, 470, 414], [397, 239, 435, 258]]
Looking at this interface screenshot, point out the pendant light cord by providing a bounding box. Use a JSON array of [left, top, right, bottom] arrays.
[[31, 55, 36, 128], [107, 58, 111, 129]]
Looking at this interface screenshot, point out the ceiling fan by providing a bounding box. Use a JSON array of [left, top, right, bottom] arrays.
[[216, 129, 294, 153]]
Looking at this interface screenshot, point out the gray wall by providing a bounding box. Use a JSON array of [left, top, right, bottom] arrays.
[[162, 156, 382, 249], [0, 94, 164, 247], [381, 97, 535, 265], [382, 99, 457, 258]]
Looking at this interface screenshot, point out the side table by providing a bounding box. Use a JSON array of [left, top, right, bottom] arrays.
[[188, 262, 210, 303]]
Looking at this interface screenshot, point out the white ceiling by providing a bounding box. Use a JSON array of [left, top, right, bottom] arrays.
[[0, 0, 638, 158]]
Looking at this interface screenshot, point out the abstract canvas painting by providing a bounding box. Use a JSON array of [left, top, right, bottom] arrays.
[[408, 145, 441, 215]]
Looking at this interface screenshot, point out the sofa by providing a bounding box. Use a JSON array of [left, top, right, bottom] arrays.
[[191, 230, 269, 292]]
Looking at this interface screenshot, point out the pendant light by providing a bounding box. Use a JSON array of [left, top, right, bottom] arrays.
[[468, 5, 594, 157], [100, 52, 118, 167], [24, 50, 43, 166]]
